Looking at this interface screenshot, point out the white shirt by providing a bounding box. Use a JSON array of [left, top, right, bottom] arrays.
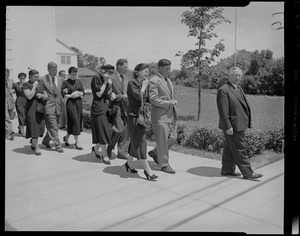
[[49, 74, 58, 87], [229, 81, 238, 89]]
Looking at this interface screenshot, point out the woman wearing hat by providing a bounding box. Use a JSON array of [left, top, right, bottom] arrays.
[[126, 63, 158, 180], [90, 64, 115, 164]]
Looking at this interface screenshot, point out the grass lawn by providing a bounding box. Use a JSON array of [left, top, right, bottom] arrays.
[[83, 85, 284, 168]]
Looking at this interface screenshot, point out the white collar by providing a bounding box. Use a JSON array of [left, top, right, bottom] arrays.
[[229, 81, 238, 89]]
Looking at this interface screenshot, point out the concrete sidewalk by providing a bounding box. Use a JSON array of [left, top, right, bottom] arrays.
[[5, 118, 284, 233]]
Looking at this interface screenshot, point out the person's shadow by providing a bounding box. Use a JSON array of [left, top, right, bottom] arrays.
[[72, 152, 103, 163], [103, 165, 143, 180], [12, 145, 35, 155], [187, 166, 222, 177]]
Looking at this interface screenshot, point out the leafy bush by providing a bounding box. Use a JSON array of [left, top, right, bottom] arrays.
[[182, 125, 284, 157], [264, 126, 284, 151], [244, 129, 268, 157], [82, 110, 92, 129], [184, 126, 224, 153]]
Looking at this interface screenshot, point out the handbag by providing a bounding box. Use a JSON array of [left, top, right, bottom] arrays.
[[138, 90, 151, 127], [107, 102, 118, 117], [36, 99, 46, 114]]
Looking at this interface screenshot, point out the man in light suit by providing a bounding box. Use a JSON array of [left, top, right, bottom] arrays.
[[216, 67, 263, 180], [148, 59, 178, 174], [107, 59, 130, 160], [40, 62, 64, 153]]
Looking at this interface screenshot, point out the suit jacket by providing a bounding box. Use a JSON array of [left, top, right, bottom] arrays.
[[148, 72, 178, 123], [216, 82, 252, 132], [40, 74, 64, 115], [111, 71, 129, 117]]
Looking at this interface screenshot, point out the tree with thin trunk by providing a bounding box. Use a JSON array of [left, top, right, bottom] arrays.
[[177, 7, 231, 121]]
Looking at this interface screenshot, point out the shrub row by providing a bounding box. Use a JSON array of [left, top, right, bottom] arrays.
[[82, 109, 284, 157]]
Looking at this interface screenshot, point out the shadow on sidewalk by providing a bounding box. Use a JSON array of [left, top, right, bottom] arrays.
[[187, 166, 222, 177], [72, 153, 103, 163], [12, 146, 36, 155], [103, 165, 144, 180]]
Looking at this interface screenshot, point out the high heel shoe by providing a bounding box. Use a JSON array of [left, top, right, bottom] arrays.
[[63, 136, 69, 146], [125, 162, 138, 173], [144, 170, 158, 180], [74, 143, 83, 150], [92, 146, 101, 159]]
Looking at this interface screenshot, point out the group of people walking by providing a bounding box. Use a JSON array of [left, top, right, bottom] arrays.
[[89, 58, 178, 180], [5, 63, 85, 155], [5, 58, 263, 181]]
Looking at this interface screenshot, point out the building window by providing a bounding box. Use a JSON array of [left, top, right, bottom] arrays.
[[61, 55, 71, 65]]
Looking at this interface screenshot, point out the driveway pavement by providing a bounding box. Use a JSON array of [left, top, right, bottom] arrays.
[[5, 118, 284, 232]]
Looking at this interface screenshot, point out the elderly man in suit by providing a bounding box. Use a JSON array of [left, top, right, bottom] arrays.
[[216, 66, 263, 180], [148, 59, 178, 174], [107, 59, 130, 160], [40, 62, 64, 153]]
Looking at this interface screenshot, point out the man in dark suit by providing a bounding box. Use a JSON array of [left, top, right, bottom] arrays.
[[40, 62, 64, 153], [107, 59, 130, 159], [216, 67, 263, 180]]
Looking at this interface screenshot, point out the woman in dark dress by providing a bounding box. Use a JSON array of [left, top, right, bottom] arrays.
[[90, 64, 115, 165], [12, 72, 27, 136], [61, 67, 85, 150], [126, 63, 158, 180], [23, 70, 48, 155]]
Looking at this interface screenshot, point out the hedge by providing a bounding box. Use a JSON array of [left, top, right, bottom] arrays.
[[82, 109, 284, 157]]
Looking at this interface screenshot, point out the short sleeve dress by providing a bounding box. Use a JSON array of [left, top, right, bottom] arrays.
[[61, 78, 85, 136]]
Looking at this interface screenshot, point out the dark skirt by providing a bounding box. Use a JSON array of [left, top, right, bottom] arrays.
[[127, 115, 147, 160], [66, 98, 83, 135], [91, 112, 112, 145], [25, 111, 45, 139], [16, 104, 26, 126]]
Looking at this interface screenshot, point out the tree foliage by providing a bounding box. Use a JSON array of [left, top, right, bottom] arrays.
[[179, 7, 231, 120]]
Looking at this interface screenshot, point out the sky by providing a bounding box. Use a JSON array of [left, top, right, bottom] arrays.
[[55, 2, 284, 70]]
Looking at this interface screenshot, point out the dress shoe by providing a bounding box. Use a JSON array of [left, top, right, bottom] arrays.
[[42, 142, 51, 148], [102, 157, 111, 165], [107, 145, 112, 159], [221, 171, 241, 177], [74, 144, 83, 150], [92, 146, 101, 159], [35, 150, 41, 155], [56, 148, 64, 153], [243, 172, 263, 180], [9, 132, 15, 141], [63, 136, 69, 146], [144, 170, 158, 180], [148, 150, 159, 164], [161, 165, 176, 174], [125, 162, 138, 173], [117, 155, 128, 160]]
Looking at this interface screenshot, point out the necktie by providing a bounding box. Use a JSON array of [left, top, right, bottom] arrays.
[[52, 77, 58, 96], [120, 74, 124, 93], [165, 77, 172, 96]]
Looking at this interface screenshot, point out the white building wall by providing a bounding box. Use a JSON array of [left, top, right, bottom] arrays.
[[56, 40, 78, 74], [6, 6, 56, 81]]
